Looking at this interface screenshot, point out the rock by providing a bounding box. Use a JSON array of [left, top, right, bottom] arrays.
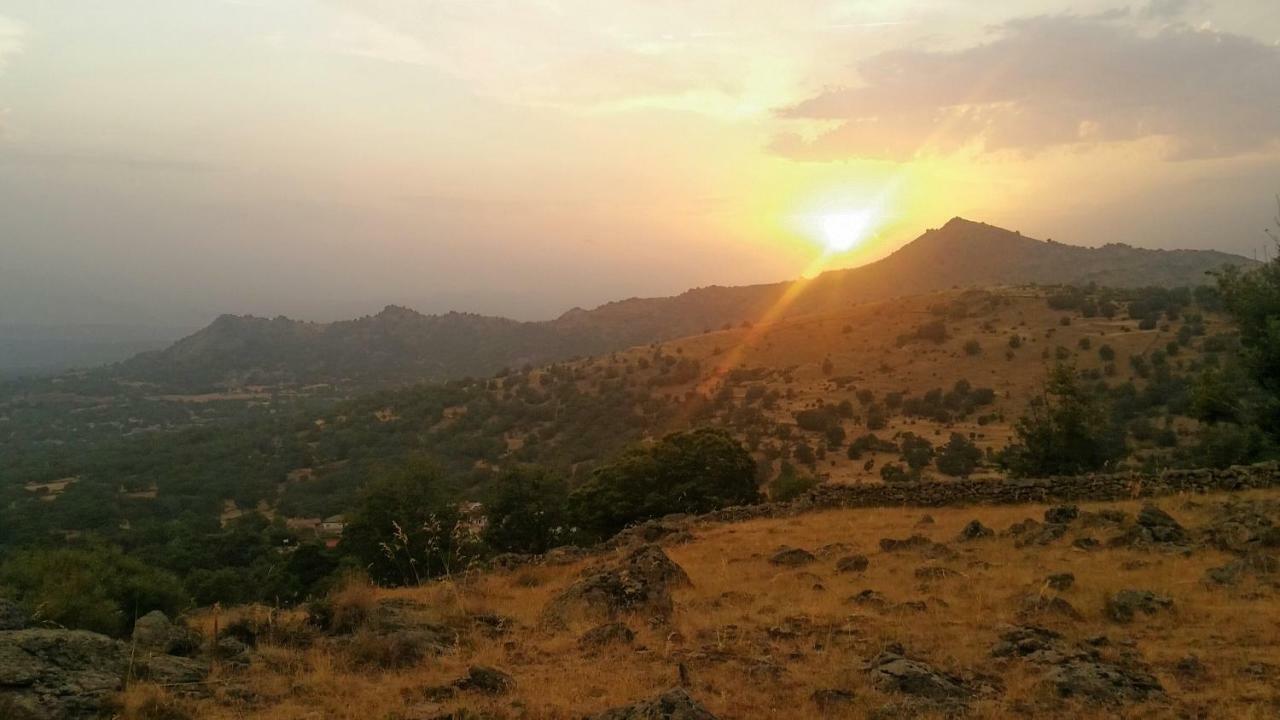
[[1175, 655, 1206, 680], [137, 653, 210, 685], [914, 565, 960, 581], [1042, 659, 1163, 704], [1204, 562, 1243, 586], [846, 590, 890, 609], [579, 622, 635, 651], [990, 625, 1073, 664], [835, 555, 869, 573], [0, 599, 27, 631], [1105, 590, 1174, 623], [916, 515, 935, 526], [879, 535, 931, 552], [541, 545, 691, 628], [1020, 595, 1082, 621], [957, 520, 994, 541], [1006, 519, 1040, 537], [131, 611, 199, 656], [214, 636, 252, 666], [584, 687, 718, 719], [1072, 537, 1100, 551], [0, 628, 129, 720], [488, 552, 532, 571], [1136, 504, 1188, 544], [768, 546, 815, 567], [1044, 505, 1079, 524], [469, 612, 516, 638], [456, 665, 515, 695], [866, 650, 972, 702], [1046, 573, 1075, 591], [1016, 523, 1068, 548], [811, 688, 856, 710]]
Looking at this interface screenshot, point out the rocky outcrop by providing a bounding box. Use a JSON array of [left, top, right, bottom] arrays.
[[0, 629, 129, 719], [542, 545, 691, 628], [768, 547, 815, 567], [1104, 590, 1174, 624], [584, 687, 718, 719], [0, 600, 27, 632]]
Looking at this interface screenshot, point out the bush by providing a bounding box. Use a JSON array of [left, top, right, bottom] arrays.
[[769, 462, 819, 502], [483, 465, 573, 555], [568, 428, 759, 540], [1000, 363, 1126, 477], [963, 339, 982, 356], [935, 433, 983, 477], [0, 546, 189, 637], [880, 463, 910, 483]]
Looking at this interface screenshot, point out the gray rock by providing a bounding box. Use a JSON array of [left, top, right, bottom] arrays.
[[768, 546, 815, 567], [0, 628, 128, 720], [138, 653, 210, 685], [1105, 590, 1174, 623], [866, 651, 971, 701], [957, 520, 994, 541], [578, 622, 635, 650], [585, 687, 718, 719], [541, 545, 690, 628], [1042, 659, 1163, 704], [990, 625, 1074, 664], [456, 665, 515, 695], [835, 554, 869, 573], [1046, 572, 1075, 591]]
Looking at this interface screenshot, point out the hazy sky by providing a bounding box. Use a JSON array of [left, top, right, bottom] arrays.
[[2, 1, 1279, 326]]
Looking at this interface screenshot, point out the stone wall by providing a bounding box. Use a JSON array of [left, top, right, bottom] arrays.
[[695, 462, 1280, 527]]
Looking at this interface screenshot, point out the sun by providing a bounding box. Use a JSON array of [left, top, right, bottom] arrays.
[[820, 208, 877, 253]]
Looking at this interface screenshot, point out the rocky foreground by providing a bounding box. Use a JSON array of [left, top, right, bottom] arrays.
[[4, 487, 1279, 719]]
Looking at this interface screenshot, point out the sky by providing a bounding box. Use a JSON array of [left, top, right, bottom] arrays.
[[1, 0, 1279, 326]]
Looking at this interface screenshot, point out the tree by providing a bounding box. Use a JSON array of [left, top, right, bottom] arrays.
[[568, 428, 759, 540], [483, 465, 573, 555], [898, 432, 934, 474], [0, 546, 189, 637], [341, 458, 474, 586], [935, 433, 983, 477], [1000, 363, 1126, 477]]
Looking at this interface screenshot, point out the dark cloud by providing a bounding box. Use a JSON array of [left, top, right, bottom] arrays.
[[775, 12, 1280, 161]]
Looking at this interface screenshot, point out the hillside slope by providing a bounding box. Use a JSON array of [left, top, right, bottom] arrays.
[[113, 218, 1252, 390]]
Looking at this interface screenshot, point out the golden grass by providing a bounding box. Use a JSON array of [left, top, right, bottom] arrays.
[[138, 488, 1280, 719]]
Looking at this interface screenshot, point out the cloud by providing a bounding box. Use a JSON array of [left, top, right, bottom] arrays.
[[775, 11, 1280, 162], [1140, 0, 1206, 20]]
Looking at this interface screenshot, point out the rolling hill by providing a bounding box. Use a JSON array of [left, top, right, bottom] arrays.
[[112, 218, 1254, 390]]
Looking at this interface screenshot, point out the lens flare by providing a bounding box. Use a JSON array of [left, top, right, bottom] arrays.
[[820, 209, 876, 252]]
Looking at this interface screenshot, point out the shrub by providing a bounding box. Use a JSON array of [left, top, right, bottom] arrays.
[[0, 546, 189, 637], [483, 465, 573, 555], [769, 462, 819, 502], [568, 428, 759, 540], [1000, 363, 1126, 477], [880, 463, 910, 483], [963, 339, 982, 356], [935, 433, 983, 477]]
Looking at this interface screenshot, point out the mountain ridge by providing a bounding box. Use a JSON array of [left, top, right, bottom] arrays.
[[113, 218, 1256, 390]]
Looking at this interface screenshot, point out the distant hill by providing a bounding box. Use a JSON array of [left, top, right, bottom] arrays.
[[114, 218, 1254, 390]]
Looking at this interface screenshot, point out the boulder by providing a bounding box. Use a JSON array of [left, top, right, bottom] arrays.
[[131, 611, 199, 656], [1135, 504, 1188, 544], [578, 622, 635, 651], [835, 555, 869, 573], [990, 625, 1074, 664], [0, 628, 129, 720], [957, 520, 994, 542], [1046, 573, 1075, 591], [811, 688, 856, 710], [1105, 590, 1174, 623], [137, 653, 210, 686], [1042, 659, 1163, 704], [866, 650, 972, 701], [541, 545, 690, 628], [585, 687, 718, 719], [456, 665, 515, 695], [768, 546, 815, 567]]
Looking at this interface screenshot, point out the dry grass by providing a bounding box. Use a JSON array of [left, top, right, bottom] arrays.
[[148, 488, 1280, 719]]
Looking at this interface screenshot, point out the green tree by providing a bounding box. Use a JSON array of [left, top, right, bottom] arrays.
[[935, 433, 983, 477], [483, 465, 572, 555], [1000, 363, 1126, 477], [341, 458, 474, 586], [568, 428, 759, 540], [0, 546, 189, 637]]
